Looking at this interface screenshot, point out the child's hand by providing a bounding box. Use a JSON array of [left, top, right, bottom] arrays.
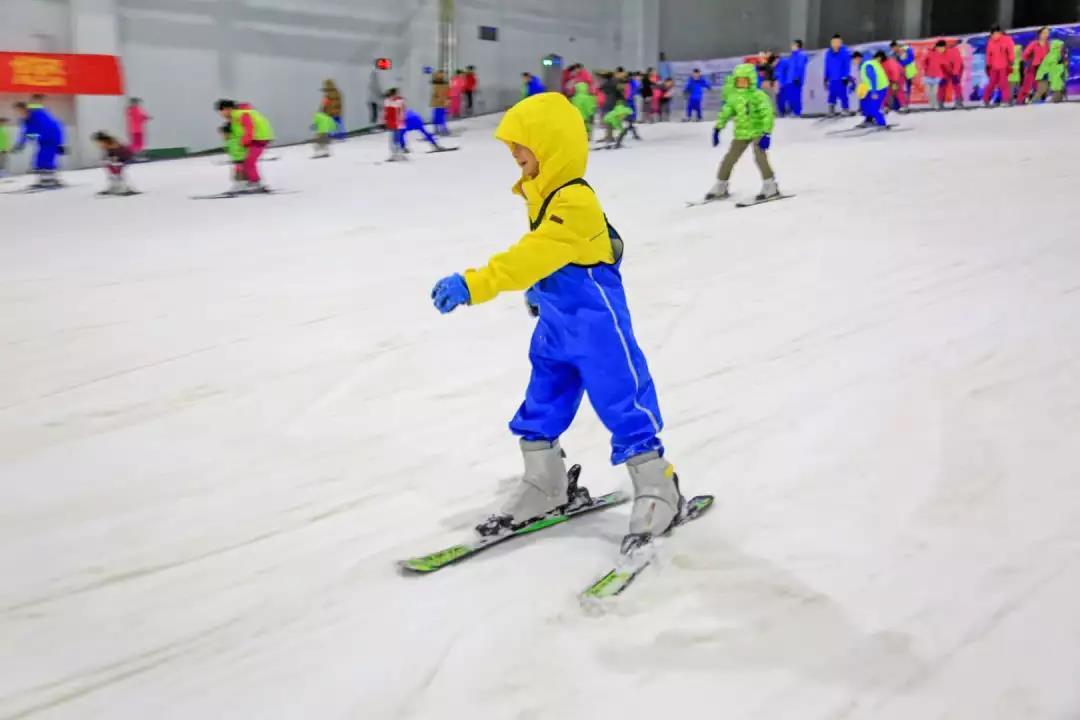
[[431, 274, 470, 314]]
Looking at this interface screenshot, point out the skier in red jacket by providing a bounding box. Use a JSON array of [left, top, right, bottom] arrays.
[[983, 26, 1016, 106], [1019, 27, 1052, 103], [882, 53, 907, 112], [941, 42, 965, 109]]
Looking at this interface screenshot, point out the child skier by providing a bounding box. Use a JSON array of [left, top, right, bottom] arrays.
[[311, 109, 335, 158], [1034, 38, 1067, 103], [1020, 28, 1052, 104], [216, 99, 274, 193], [520, 72, 545, 100], [221, 122, 246, 186], [683, 68, 711, 121], [882, 51, 907, 112], [890, 41, 919, 99], [852, 51, 889, 128], [602, 98, 635, 148], [126, 98, 150, 159], [91, 131, 137, 195], [12, 100, 65, 188], [399, 109, 446, 153], [321, 79, 345, 140], [660, 78, 676, 121], [571, 81, 597, 140], [649, 71, 663, 122], [449, 70, 465, 118], [705, 63, 778, 203], [383, 88, 407, 161], [428, 92, 693, 550], [430, 71, 450, 136], [0, 117, 9, 178], [824, 34, 853, 116], [1009, 42, 1024, 105]]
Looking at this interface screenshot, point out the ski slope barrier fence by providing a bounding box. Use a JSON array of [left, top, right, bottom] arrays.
[[669, 22, 1080, 116]]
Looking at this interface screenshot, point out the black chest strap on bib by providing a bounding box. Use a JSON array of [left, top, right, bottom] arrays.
[[529, 178, 624, 264]]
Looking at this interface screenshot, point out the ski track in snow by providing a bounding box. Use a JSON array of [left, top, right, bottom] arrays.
[[2, 106, 1080, 719]]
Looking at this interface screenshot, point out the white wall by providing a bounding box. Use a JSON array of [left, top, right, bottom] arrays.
[[3, 0, 659, 166], [455, 0, 659, 111]]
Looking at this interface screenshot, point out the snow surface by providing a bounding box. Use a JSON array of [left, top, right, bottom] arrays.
[[3, 105, 1080, 720]]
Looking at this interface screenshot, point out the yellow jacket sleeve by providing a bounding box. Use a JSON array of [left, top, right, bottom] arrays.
[[464, 221, 581, 305], [463, 186, 612, 305]]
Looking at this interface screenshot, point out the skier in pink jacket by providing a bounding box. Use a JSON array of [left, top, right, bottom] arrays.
[[125, 98, 150, 157]]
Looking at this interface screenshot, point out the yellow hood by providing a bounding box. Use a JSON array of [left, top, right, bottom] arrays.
[[495, 92, 588, 201]]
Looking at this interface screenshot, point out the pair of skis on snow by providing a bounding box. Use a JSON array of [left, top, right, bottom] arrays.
[[687, 193, 795, 209], [398, 465, 714, 604]]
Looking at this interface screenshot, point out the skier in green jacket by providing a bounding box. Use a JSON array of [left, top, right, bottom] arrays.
[[705, 63, 778, 202], [311, 110, 336, 158], [0, 116, 10, 178], [1008, 42, 1024, 105], [602, 100, 634, 148], [1035, 39, 1067, 103], [570, 82, 597, 140]]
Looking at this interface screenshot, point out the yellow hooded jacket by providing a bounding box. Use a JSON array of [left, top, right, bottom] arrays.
[[463, 93, 615, 305]]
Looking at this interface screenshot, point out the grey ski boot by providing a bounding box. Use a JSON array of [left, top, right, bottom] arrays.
[[705, 179, 730, 201], [476, 440, 587, 536], [622, 452, 684, 553], [755, 177, 780, 202]]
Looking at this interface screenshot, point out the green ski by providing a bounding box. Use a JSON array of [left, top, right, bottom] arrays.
[[399, 488, 630, 574], [580, 494, 715, 602]]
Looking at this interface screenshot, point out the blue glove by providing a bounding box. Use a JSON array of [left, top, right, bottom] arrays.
[[758, 134, 771, 150], [431, 273, 470, 314], [711, 128, 721, 147]]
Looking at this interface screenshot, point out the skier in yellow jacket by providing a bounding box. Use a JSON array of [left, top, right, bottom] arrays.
[[429, 92, 697, 550]]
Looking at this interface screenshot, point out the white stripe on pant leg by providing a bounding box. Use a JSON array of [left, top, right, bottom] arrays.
[[587, 269, 661, 434]]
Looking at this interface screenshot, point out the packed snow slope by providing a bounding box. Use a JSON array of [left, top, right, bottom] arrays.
[[3, 104, 1080, 720]]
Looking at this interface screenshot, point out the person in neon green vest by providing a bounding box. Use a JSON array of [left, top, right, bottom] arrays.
[[311, 110, 336, 158], [1008, 41, 1024, 105], [570, 82, 597, 140], [852, 51, 890, 128], [1035, 39, 1067, 103], [220, 122, 246, 188], [216, 99, 274, 194], [0, 116, 10, 178]]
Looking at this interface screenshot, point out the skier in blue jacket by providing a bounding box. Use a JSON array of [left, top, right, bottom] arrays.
[[521, 72, 546, 100], [823, 34, 853, 115], [774, 56, 792, 115], [683, 68, 711, 121], [12, 101, 65, 188], [784, 39, 809, 117]]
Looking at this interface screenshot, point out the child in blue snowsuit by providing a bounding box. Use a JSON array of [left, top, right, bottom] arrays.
[[521, 73, 546, 99], [784, 40, 809, 117], [398, 109, 443, 152], [13, 101, 65, 186], [429, 93, 691, 548], [824, 34, 853, 114], [684, 69, 711, 120]]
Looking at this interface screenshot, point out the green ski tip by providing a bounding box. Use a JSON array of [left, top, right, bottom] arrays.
[[399, 544, 471, 573]]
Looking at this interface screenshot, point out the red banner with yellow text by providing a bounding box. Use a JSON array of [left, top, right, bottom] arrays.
[[0, 52, 124, 95]]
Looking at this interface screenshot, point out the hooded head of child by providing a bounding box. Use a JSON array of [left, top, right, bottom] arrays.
[[494, 92, 588, 201], [732, 63, 756, 90]]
